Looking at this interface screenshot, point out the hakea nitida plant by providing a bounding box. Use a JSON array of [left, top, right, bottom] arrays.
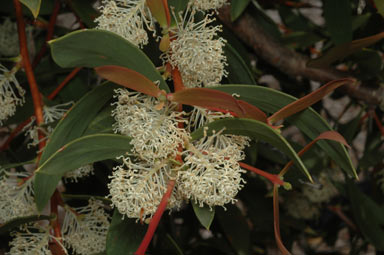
[[0, 0, 358, 255]]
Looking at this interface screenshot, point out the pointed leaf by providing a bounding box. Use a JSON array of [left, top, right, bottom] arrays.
[[211, 85, 356, 178], [192, 201, 215, 230], [191, 118, 312, 181], [20, 0, 41, 18], [269, 78, 355, 124], [107, 210, 147, 255], [225, 43, 256, 85], [308, 32, 384, 67], [146, 0, 169, 28], [49, 29, 169, 92], [168, 88, 267, 122], [95, 66, 162, 97], [34, 134, 133, 212], [40, 82, 119, 164]]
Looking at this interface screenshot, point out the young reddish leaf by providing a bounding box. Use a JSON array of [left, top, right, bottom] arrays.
[[273, 186, 292, 255], [168, 88, 268, 122], [268, 78, 356, 124], [279, 130, 352, 177], [308, 31, 384, 67], [146, 0, 170, 29], [95, 65, 162, 98]]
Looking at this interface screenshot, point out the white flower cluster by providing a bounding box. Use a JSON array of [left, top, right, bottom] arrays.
[[112, 89, 189, 162], [61, 199, 110, 255], [64, 164, 95, 182], [7, 225, 55, 255], [164, 11, 227, 87], [189, 0, 228, 12], [110, 90, 249, 219], [0, 64, 25, 125], [95, 0, 154, 47], [0, 170, 37, 225]]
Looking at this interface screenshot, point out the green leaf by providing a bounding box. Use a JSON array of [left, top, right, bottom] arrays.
[[0, 215, 53, 235], [216, 205, 250, 255], [323, 0, 352, 45], [34, 134, 133, 212], [49, 29, 169, 92], [308, 32, 384, 67], [192, 201, 215, 230], [191, 118, 312, 181], [225, 43, 256, 85], [39, 82, 118, 164], [19, 0, 41, 18], [347, 179, 384, 251], [211, 85, 357, 178], [231, 0, 251, 21], [83, 105, 115, 135], [106, 210, 147, 255], [374, 0, 384, 18]]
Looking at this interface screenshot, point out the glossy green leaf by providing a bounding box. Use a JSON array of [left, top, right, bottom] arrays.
[[191, 118, 312, 181], [39, 82, 118, 165], [0, 215, 53, 235], [192, 201, 215, 230], [216, 205, 250, 255], [231, 0, 251, 21], [212, 85, 357, 178], [323, 0, 352, 45], [83, 105, 115, 135], [95, 66, 162, 97], [106, 210, 147, 255], [225, 43, 256, 85], [34, 134, 133, 212], [374, 0, 384, 18], [49, 29, 169, 92], [308, 31, 384, 67], [20, 0, 41, 18], [347, 179, 384, 251], [169, 88, 267, 122]]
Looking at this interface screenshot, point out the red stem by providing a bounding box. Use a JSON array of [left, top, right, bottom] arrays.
[[47, 67, 82, 100], [32, 0, 61, 68], [135, 179, 176, 255], [371, 110, 384, 137], [239, 162, 284, 185], [50, 190, 66, 255], [14, 0, 45, 153], [161, 0, 171, 27]]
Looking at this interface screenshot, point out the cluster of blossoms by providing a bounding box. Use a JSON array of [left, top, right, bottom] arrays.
[[3, 186, 110, 255], [95, 0, 246, 221], [0, 64, 25, 125]]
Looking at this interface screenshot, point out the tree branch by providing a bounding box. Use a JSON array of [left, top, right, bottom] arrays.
[[218, 6, 384, 107]]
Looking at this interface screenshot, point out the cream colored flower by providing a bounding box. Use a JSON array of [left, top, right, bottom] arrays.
[[0, 64, 25, 125], [179, 131, 246, 207], [95, 0, 154, 47], [112, 89, 189, 162], [164, 11, 227, 87], [7, 224, 60, 255], [64, 164, 95, 182], [0, 170, 37, 225], [189, 0, 228, 12], [108, 157, 182, 220], [61, 199, 110, 255]]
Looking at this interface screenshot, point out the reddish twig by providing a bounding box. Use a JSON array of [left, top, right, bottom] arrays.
[[0, 118, 32, 152], [14, 0, 45, 153], [273, 185, 292, 255], [371, 110, 384, 137], [327, 205, 357, 231], [239, 162, 284, 185], [135, 179, 176, 255], [32, 0, 61, 68], [47, 67, 82, 100], [50, 190, 66, 255]]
